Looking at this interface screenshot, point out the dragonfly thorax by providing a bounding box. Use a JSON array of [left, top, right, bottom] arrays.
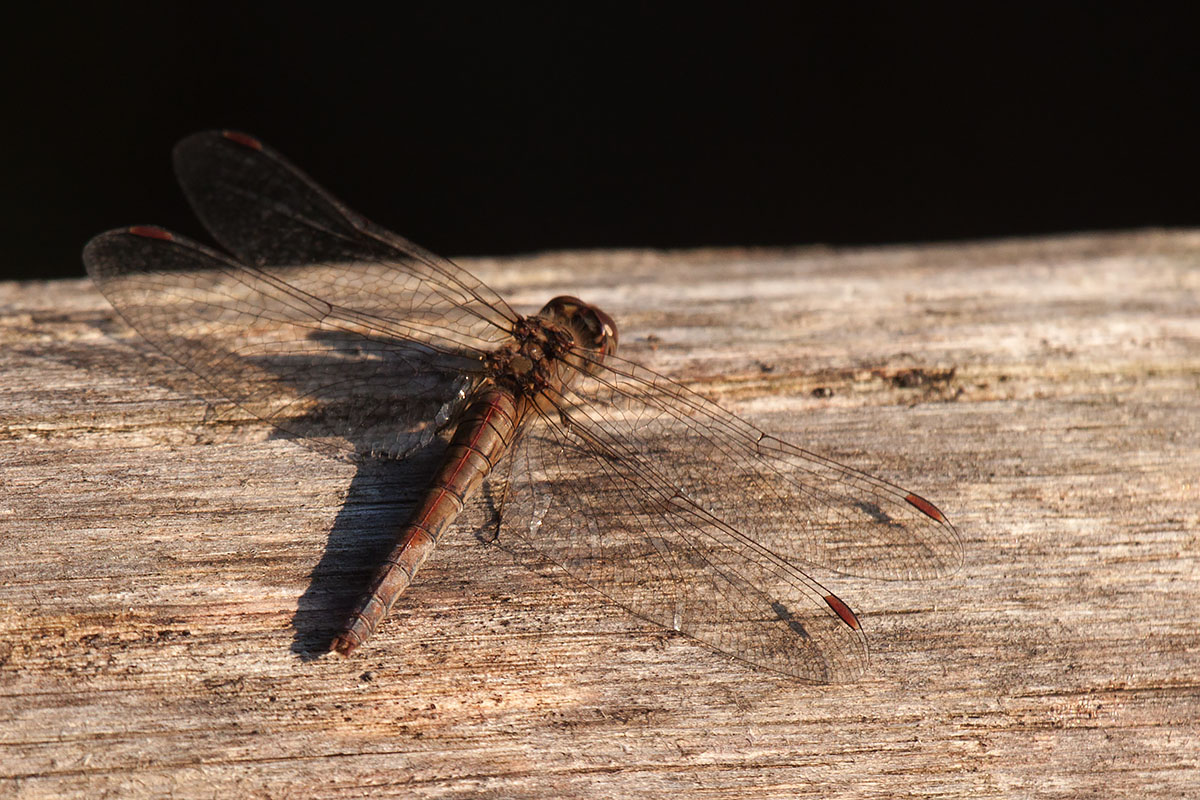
[[484, 296, 619, 396], [485, 316, 571, 397]]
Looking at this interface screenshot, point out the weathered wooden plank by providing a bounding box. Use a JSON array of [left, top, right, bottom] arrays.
[[1, 230, 1198, 799]]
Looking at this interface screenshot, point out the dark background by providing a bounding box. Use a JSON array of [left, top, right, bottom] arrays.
[[6, 6, 1199, 281]]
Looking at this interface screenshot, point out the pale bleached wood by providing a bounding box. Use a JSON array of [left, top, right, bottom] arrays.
[[1, 230, 1198, 799]]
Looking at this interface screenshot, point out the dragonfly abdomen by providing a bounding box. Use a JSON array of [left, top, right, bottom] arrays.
[[332, 386, 527, 655]]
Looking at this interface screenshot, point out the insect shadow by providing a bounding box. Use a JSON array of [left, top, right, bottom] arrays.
[[84, 319, 490, 659], [230, 328, 481, 659], [288, 443, 450, 660]]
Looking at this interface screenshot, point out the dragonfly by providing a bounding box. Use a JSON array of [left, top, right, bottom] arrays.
[[83, 131, 962, 682]]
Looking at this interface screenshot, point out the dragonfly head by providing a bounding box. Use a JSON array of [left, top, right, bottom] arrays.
[[537, 296, 619, 362]]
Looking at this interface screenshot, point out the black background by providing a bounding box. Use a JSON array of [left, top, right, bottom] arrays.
[[7, 6, 1200, 281]]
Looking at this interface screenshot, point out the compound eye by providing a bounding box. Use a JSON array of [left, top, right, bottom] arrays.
[[591, 307, 619, 354]]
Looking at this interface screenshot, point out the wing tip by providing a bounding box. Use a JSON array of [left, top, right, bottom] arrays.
[[82, 225, 177, 278], [823, 593, 861, 630], [904, 492, 946, 523], [127, 225, 174, 241], [172, 130, 264, 169], [220, 130, 264, 151]]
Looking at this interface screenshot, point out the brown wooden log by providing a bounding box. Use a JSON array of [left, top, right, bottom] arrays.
[[2, 230, 1197, 798]]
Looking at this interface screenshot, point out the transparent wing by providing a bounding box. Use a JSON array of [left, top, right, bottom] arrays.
[[501, 408, 869, 681], [172, 130, 519, 352], [497, 352, 961, 681], [84, 227, 484, 460], [83, 130, 530, 460], [560, 353, 962, 580]]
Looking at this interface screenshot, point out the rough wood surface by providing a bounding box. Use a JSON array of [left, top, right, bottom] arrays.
[[2, 230, 1198, 799]]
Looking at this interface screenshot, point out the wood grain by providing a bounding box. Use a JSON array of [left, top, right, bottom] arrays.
[[2, 230, 1197, 799]]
